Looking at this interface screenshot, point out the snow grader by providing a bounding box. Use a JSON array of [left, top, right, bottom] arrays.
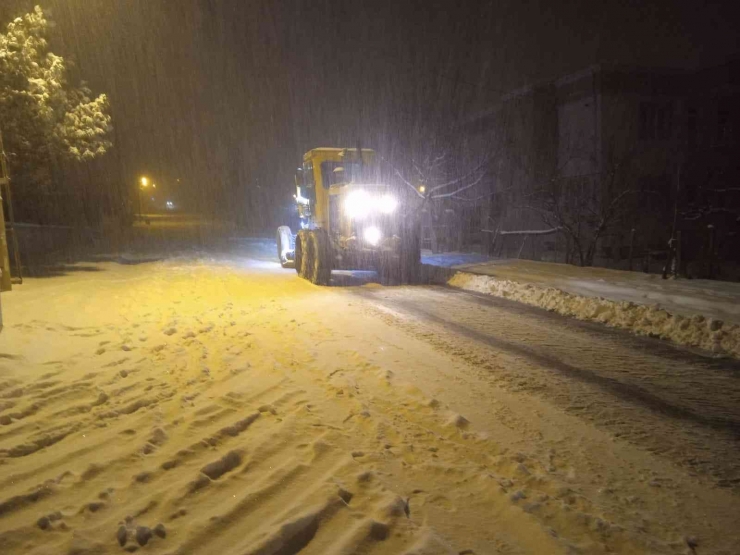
[[276, 147, 420, 285]]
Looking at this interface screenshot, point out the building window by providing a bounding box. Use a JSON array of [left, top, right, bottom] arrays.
[[716, 99, 732, 145], [639, 101, 672, 140], [639, 103, 655, 140], [656, 104, 672, 139], [687, 108, 697, 148]]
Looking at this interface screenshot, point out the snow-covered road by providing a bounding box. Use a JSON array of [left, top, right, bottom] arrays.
[[358, 285, 740, 483], [0, 238, 738, 554]]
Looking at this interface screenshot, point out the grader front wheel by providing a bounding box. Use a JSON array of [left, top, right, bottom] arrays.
[[295, 230, 331, 285], [309, 230, 332, 285], [295, 230, 310, 278]]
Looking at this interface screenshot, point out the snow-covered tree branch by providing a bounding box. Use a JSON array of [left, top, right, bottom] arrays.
[[0, 5, 113, 179]]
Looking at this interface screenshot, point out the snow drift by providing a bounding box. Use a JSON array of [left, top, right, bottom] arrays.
[[449, 272, 740, 359]]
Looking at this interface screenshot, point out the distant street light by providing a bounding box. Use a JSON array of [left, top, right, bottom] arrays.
[[138, 177, 149, 219]]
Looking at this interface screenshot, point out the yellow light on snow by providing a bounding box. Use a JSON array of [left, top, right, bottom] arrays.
[[140, 177, 149, 188]]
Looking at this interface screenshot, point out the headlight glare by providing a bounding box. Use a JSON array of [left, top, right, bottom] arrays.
[[345, 190, 398, 219], [344, 190, 372, 219], [363, 226, 382, 246], [378, 195, 398, 214]]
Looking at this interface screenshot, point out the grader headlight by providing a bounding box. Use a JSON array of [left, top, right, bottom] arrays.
[[363, 226, 382, 246], [345, 191, 398, 219], [344, 190, 372, 220]]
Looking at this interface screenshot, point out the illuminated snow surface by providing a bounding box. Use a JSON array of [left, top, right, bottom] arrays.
[[434, 257, 740, 359], [1, 239, 739, 554]]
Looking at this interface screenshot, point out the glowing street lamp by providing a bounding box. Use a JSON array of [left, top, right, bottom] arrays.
[[138, 177, 149, 219]]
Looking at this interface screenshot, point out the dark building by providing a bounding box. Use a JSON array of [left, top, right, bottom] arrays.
[[462, 57, 739, 275]]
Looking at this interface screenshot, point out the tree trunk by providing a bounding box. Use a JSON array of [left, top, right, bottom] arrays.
[[421, 208, 437, 253], [584, 241, 596, 267]]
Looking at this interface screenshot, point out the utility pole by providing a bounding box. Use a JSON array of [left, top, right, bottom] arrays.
[[0, 192, 9, 292], [0, 130, 13, 292], [138, 176, 149, 220]]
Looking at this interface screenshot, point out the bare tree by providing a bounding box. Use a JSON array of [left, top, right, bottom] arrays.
[[391, 149, 491, 202], [675, 153, 740, 278], [525, 147, 640, 267], [386, 145, 494, 253]]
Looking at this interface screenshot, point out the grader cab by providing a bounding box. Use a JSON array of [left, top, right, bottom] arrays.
[[276, 147, 420, 285]]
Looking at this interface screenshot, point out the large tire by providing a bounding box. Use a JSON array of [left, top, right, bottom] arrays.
[[296, 229, 332, 285], [296, 229, 311, 278], [276, 226, 295, 268], [308, 229, 332, 285]]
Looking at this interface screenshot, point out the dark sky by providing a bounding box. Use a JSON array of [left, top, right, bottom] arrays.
[[2, 0, 738, 228]]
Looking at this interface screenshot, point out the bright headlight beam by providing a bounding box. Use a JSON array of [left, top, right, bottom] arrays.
[[363, 226, 382, 246], [345, 191, 398, 219], [345, 191, 368, 218], [378, 195, 398, 214], [344, 190, 372, 219]]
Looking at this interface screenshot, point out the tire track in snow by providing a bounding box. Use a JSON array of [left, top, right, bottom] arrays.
[[369, 291, 740, 434], [356, 285, 740, 488]]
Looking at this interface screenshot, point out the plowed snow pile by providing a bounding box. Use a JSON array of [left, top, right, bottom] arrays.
[[448, 263, 740, 358]]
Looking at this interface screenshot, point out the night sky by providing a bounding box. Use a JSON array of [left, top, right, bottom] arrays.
[[1, 0, 738, 229]]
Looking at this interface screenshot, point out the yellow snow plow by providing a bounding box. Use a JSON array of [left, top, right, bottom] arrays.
[[277, 147, 420, 285]]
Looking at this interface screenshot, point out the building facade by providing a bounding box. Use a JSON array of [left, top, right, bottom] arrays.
[[462, 57, 739, 274]]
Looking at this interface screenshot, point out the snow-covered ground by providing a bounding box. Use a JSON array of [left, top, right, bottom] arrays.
[[1, 240, 739, 554], [440, 258, 740, 358]]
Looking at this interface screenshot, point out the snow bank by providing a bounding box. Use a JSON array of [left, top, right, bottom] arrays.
[[449, 272, 740, 359]]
